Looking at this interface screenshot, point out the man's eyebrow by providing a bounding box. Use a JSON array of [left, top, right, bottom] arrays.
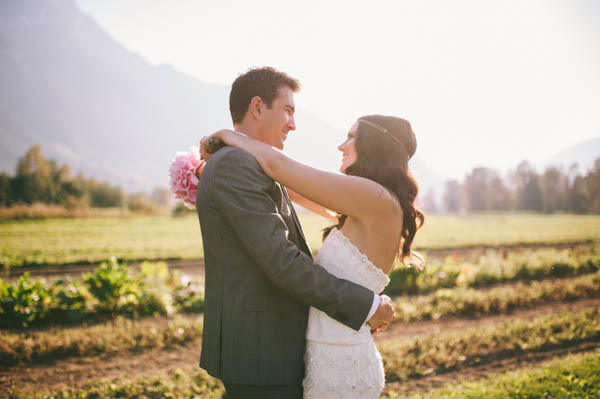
[[285, 104, 295, 111]]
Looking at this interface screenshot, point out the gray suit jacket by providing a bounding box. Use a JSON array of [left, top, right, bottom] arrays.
[[196, 147, 373, 385]]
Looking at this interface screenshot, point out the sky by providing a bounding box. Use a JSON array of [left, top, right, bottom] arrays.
[[75, 0, 600, 179]]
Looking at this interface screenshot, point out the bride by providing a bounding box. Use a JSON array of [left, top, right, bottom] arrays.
[[201, 114, 424, 398]]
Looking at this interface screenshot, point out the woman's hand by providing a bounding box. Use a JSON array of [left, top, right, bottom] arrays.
[[199, 136, 212, 161], [199, 129, 235, 161]]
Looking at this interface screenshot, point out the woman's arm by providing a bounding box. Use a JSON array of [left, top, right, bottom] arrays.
[[287, 188, 338, 222], [201, 130, 397, 220]]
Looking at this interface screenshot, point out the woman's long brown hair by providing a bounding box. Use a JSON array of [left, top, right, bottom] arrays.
[[323, 115, 425, 268]]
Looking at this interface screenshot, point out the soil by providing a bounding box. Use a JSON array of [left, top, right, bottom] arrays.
[[4, 259, 205, 282], [0, 347, 202, 395], [378, 297, 600, 342], [418, 239, 595, 262], [1, 297, 599, 396]]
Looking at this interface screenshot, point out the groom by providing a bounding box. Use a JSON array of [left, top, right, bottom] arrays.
[[196, 66, 395, 399]]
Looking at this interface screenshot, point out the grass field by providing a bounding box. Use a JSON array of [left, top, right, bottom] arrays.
[[1, 213, 599, 267], [0, 216, 204, 267], [411, 213, 600, 249]]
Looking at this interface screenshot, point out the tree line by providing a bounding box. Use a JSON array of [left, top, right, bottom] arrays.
[[422, 158, 600, 214], [0, 145, 172, 210], [4, 145, 598, 215]]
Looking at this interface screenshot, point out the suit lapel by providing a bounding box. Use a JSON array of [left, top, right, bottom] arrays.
[[281, 186, 312, 258]]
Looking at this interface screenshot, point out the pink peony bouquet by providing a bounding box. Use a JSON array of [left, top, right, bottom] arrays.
[[169, 146, 204, 209]]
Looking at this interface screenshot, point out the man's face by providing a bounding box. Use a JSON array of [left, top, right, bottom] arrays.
[[259, 85, 296, 150]]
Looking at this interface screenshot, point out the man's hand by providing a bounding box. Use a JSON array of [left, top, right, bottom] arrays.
[[367, 295, 395, 332]]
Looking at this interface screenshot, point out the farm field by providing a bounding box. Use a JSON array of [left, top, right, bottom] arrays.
[[1, 213, 599, 397], [1, 213, 599, 268]]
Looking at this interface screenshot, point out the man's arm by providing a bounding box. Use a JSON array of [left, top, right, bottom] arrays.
[[208, 148, 374, 331]]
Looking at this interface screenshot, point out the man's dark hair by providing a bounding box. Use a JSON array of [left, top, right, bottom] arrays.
[[229, 66, 300, 124]]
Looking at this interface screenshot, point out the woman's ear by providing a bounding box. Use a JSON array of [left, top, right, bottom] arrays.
[[249, 96, 264, 120]]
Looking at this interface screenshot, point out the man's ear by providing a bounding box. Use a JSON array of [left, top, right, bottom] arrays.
[[249, 96, 264, 120]]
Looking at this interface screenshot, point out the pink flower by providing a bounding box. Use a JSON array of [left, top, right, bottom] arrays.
[[169, 147, 202, 209]]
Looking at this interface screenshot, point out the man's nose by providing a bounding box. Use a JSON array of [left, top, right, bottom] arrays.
[[288, 116, 296, 131]]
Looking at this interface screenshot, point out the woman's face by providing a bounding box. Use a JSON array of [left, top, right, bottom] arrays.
[[338, 121, 359, 173]]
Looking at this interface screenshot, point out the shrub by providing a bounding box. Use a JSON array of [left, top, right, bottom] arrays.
[[0, 273, 52, 327], [0, 260, 204, 328], [385, 246, 600, 295], [84, 260, 141, 314]]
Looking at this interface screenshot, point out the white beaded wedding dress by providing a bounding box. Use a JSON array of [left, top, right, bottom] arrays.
[[303, 228, 391, 399]]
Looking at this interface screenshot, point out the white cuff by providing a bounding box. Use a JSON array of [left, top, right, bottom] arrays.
[[364, 292, 379, 326]]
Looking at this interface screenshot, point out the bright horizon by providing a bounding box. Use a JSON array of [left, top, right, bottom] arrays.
[[75, 0, 600, 180]]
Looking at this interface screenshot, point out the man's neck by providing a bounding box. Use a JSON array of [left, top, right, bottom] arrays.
[[233, 122, 263, 143]]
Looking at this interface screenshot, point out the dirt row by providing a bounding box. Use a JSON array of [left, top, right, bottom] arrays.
[[2, 297, 599, 396], [379, 297, 600, 342], [6, 239, 594, 282]]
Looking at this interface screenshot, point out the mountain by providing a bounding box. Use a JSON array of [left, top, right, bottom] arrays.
[[0, 0, 233, 190], [543, 137, 600, 173], [0, 0, 444, 196]]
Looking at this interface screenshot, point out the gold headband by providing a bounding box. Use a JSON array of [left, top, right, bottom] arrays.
[[357, 119, 409, 157]]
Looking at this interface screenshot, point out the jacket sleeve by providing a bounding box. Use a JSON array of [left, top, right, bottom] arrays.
[[208, 148, 374, 331]]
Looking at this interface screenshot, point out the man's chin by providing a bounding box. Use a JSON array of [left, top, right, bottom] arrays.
[[274, 139, 285, 150]]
